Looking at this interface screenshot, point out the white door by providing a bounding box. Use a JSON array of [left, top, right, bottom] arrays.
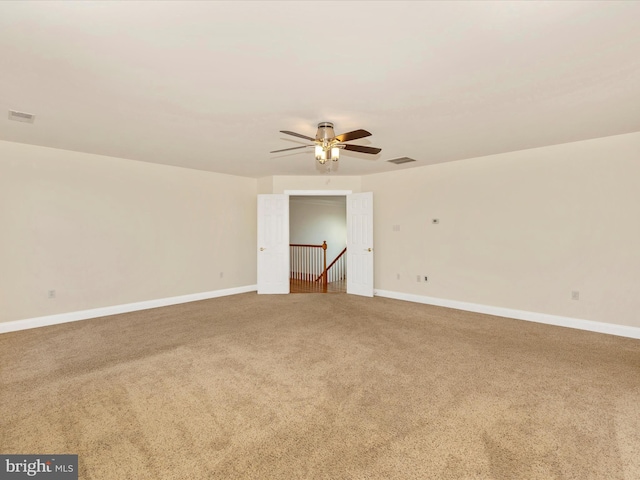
[[257, 194, 290, 294], [347, 192, 374, 297]]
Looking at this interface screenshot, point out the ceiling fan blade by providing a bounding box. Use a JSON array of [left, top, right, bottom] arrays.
[[270, 145, 311, 153], [334, 129, 372, 142], [341, 144, 382, 155], [280, 130, 316, 142]]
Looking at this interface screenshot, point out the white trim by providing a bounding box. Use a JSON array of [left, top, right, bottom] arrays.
[[0, 285, 258, 334], [374, 289, 640, 340], [284, 190, 352, 196]]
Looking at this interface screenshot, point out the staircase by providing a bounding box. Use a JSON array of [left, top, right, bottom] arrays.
[[290, 242, 346, 293]]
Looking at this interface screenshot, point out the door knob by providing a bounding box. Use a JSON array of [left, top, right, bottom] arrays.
[[366, 248, 372, 252], [260, 247, 265, 251]]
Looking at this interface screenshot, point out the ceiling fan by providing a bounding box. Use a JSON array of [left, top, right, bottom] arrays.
[[270, 122, 382, 164]]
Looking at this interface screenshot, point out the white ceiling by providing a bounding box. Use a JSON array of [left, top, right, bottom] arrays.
[[1, 1, 639, 178]]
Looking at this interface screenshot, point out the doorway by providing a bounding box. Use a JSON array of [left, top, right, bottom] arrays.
[[289, 195, 346, 294], [257, 191, 374, 297]]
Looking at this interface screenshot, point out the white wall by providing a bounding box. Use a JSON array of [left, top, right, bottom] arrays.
[[289, 197, 346, 263], [362, 132, 640, 328], [0, 140, 257, 324]]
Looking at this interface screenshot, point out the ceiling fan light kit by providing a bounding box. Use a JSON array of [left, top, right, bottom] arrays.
[[271, 121, 381, 166]]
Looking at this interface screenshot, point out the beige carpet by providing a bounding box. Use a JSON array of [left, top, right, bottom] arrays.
[[1, 293, 639, 479]]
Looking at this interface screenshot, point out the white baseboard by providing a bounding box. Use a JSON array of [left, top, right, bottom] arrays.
[[374, 289, 640, 340], [5, 287, 638, 340], [0, 285, 258, 334]]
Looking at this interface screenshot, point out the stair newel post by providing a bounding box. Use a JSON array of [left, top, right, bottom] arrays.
[[322, 241, 328, 287]]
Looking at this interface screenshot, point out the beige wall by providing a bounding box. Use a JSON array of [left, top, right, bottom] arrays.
[[257, 176, 274, 194], [3, 131, 639, 330], [0, 140, 257, 323], [269, 175, 361, 194], [362, 132, 640, 328]]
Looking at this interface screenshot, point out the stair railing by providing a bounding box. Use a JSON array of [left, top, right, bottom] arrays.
[[290, 241, 327, 285], [316, 247, 347, 284]]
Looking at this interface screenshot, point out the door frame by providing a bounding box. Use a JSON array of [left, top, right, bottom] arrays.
[[284, 190, 354, 293], [284, 190, 353, 197], [259, 190, 374, 295]]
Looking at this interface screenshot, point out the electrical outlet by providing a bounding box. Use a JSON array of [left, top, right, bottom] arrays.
[[220, 272, 224, 278], [396, 273, 400, 280], [424, 276, 428, 282], [571, 291, 579, 300], [48, 290, 56, 299], [416, 275, 421, 282]]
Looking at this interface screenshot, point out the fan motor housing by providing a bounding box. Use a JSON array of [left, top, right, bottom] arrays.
[[316, 122, 335, 143]]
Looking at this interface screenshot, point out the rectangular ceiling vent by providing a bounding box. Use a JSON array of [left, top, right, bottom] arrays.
[[387, 157, 416, 165], [8, 110, 35, 123]]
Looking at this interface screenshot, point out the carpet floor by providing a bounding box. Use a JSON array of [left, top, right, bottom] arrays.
[[1, 293, 639, 479]]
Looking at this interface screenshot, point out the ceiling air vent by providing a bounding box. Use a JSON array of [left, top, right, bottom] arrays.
[[387, 157, 416, 165], [8, 110, 35, 123]]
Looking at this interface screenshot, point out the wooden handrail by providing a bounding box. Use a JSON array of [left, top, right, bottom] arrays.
[[316, 247, 347, 283]]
